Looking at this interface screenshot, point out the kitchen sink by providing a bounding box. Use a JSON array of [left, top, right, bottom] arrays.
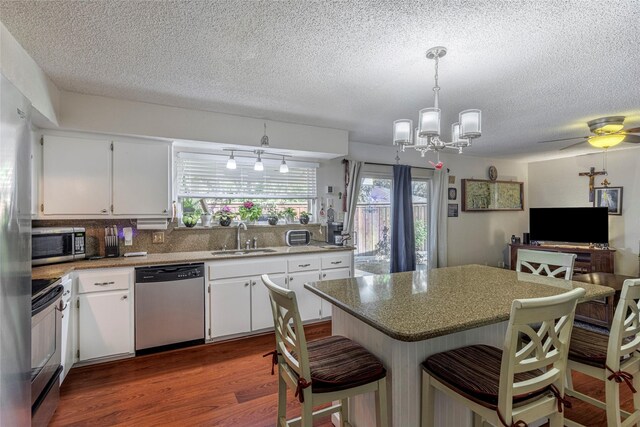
[[210, 248, 278, 257]]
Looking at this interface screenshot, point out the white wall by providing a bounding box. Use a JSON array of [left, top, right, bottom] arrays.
[[58, 91, 348, 157], [0, 22, 60, 126], [345, 142, 529, 267], [528, 148, 640, 276]]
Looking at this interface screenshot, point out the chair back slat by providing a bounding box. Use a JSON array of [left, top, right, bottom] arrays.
[[498, 287, 585, 423], [262, 274, 311, 380], [607, 279, 640, 369], [516, 249, 576, 280]]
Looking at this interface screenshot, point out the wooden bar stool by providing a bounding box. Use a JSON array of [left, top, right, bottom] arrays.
[[261, 274, 388, 427], [421, 288, 585, 427], [516, 249, 577, 280], [565, 278, 640, 427]]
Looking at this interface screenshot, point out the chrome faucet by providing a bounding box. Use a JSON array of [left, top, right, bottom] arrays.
[[236, 222, 247, 250]]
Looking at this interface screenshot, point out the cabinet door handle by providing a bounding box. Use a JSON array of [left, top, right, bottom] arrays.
[[163, 209, 168, 213], [101, 209, 108, 213], [121, 295, 128, 300], [323, 273, 327, 278], [244, 282, 250, 287], [298, 263, 310, 268], [251, 281, 256, 286], [94, 281, 115, 286], [331, 261, 342, 265], [289, 276, 293, 281]]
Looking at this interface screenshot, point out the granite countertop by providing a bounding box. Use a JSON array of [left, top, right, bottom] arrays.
[[305, 264, 615, 342], [32, 244, 353, 280]]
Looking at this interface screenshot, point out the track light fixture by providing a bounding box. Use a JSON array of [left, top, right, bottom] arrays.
[[226, 151, 236, 169], [279, 156, 289, 173]]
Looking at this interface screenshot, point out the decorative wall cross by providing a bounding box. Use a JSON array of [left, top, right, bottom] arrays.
[[579, 167, 607, 202]]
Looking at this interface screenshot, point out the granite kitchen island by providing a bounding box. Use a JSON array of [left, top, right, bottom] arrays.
[[305, 264, 613, 426]]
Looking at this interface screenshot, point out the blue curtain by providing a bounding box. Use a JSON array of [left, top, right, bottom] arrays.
[[391, 165, 416, 273]]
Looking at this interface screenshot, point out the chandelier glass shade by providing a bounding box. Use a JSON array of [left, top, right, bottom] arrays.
[[393, 47, 482, 156]]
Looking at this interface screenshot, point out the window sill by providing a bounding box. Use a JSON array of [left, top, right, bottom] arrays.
[[174, 223, 319, 230]]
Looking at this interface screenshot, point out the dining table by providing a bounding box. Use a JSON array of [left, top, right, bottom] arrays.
[[305, 264, 614, 427]]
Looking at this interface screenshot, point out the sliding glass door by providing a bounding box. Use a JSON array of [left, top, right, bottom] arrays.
[[353, 174, 429, 276]]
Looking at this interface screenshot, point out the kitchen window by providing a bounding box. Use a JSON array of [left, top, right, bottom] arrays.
[[175, 151, 318, 220]]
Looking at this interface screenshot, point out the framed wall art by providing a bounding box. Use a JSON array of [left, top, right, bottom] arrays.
[[594, 186, 622, 215], [461, 179, 524, 212]]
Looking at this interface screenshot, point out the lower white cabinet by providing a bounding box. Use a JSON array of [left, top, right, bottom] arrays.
[[287, 271, 323, 322], [210, 273, 286, 339], [76, 268, 134, 362], [319, 267, 351, 319]]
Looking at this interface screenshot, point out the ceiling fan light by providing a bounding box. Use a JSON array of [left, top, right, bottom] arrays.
[[588, 134, 625, 149], [595, 124, 624, 134], [460, 109, 482, 138], [393, 119, 413, 145], [418, 108, 440, 137]]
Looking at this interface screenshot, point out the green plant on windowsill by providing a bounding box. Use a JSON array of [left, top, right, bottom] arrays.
[[238, 200, 262, 223], [299, 211, 311, 224], [181, 198, 203, 227], [281, 207, 296, 224], [265, 204, 283, 225]]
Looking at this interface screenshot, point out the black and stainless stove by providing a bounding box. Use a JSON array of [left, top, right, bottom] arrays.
[[30, 277, 63, 426]]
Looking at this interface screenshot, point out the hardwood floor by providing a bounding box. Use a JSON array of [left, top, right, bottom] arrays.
[[51, 321, 632, 426]]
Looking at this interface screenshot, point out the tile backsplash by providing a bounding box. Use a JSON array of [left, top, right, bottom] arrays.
[[33, 220, 324, 257]]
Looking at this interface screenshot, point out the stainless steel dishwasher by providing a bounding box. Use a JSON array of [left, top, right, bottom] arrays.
[[134, 263, 205, 354]]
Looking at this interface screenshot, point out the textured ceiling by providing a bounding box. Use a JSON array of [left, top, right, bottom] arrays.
[[1, 0, 639, 158]]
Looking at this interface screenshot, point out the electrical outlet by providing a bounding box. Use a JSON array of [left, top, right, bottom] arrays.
[[152, 232, 165, 244]]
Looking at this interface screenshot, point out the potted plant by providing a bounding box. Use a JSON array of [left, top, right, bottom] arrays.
[[238, 200, 262, 224], [214, 206, 235, 226], [281, 207, 296, 224], [181, 198, 202, 227], [265, 204, 282, 226], [199, 199, 213, 227], [299, 211, 311, 224]]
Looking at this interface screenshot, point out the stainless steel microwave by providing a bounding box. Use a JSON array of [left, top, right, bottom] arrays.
[[32, 227, 86, 266]]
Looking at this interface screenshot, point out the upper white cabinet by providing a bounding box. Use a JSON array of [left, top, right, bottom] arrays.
[[42, 135, 111, 215], [112, 141, 170, 216], [39, 135, 171, 218]]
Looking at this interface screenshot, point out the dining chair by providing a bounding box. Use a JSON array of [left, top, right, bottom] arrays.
[[421, 287, 585, 427], [261, 274, 388, 427], [564, 278, 640, 427], [516, 249, 577, 280]]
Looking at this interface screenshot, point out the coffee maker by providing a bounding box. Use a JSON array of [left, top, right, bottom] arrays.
[[326, 222, 344, 245]]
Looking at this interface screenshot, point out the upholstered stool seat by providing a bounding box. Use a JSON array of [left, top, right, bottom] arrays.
[[423, 344, 550, 409], [307, 335, 386, 393], [568, 327, 617, 368]]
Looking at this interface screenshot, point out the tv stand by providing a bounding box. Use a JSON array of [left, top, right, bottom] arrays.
[[508, 243, 615, 274]]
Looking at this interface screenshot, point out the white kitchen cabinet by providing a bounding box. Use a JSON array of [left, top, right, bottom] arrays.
[[210, 277, 251, 338], [112, 141, 171, 216], [76, 268, 134, 363], [77, 290, 132, 361], [42, 135, 111, 215], [210, 273, 286, 338], [319, 267, 351, 319], [288, 271, 323, 322], [251, 273, 286, 331]]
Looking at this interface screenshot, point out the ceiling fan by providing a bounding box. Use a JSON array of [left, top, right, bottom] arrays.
[[538, 116, 640, 151]]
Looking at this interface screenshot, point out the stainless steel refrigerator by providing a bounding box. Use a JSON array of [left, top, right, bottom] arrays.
[[0, 73, 32, 425]]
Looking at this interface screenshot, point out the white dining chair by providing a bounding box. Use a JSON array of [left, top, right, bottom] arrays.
[[421, 287, 585, 427], [262, 274, 388, 427], [516, 249, 577, 280], [565, 278, 640, 427]]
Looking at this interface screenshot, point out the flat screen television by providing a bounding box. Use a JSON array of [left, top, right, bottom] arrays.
[[529, 207, 609, 244]]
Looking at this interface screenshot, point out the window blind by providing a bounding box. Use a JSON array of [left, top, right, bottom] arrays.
[[176, 152, 318, 199]]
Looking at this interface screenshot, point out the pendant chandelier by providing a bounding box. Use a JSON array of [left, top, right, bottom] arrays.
[[393, 47, 482, 156]]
